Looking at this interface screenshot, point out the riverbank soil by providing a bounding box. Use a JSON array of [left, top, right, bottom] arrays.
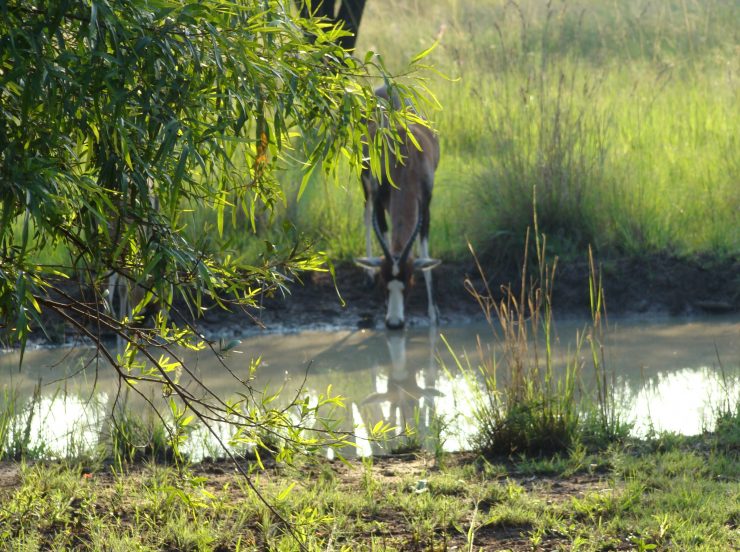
[[9, 253, 739, 345], [0, 437, 737, 550], [199, 254, 740, 335]]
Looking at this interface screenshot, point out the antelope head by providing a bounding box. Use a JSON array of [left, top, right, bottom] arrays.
[[356, 205, 440, 330]]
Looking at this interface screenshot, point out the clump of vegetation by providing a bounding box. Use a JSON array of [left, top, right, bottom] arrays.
[[0, 382, 50, 461], [464, 229, 581, 456], [713, 398, 740, 453], [443, 218, 630, 457], [107, 402, 181, 467]]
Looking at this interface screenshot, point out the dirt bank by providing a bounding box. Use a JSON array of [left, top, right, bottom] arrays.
[[197, 254, 740, 337], [9, 254, 740, 346]]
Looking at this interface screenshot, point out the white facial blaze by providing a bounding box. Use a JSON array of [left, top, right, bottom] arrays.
[[386, 279, 405, 327]]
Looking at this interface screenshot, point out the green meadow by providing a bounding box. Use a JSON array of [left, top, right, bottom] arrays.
[[267, 0, 738, 264], [16, 1, 738, 271]]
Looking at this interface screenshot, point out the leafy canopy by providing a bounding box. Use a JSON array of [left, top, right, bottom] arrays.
[[0, 0, 437, 467], [0, 0, 426, 349]]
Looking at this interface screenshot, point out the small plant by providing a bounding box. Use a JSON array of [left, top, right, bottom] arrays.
[[389, 408, 424, 455], [361, 455, 378, 499], [629, 534, 659, 551], [427, 411, 449, 467], [712, 398, 740, 452], [464, 500, 481, 552], [463, 224, 582, 456], [0, 380, 50, 460], [447, 200, 631, 457]]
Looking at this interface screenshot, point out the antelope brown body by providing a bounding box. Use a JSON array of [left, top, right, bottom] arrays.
[[355, 86, 441, 329]]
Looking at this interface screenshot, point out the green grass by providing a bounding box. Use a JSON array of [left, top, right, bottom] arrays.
[[0, 435, 737, 550], [257, 0, 739, 263], [17, 0, 739, 270]]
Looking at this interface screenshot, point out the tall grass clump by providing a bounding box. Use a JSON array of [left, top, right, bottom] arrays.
[[444, 215, 630, 456], [469, 61, 610, 259], [455, 227, 581, 456]]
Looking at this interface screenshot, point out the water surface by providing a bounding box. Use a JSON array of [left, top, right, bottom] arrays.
[[1, 317, 738, 458]]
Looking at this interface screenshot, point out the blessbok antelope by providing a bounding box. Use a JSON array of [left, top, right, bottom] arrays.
[[355, 86, 441, 330]]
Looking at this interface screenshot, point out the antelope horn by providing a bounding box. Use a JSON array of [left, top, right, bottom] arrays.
[[372, 201, 393, 260], [397, 197, 426, 264], [373, 199, 423, 264], [398, 207, 423, 265], [373, 204, 423, 264]]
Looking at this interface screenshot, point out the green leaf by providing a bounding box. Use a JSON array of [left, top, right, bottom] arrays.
[[174, 145, 190, 187], [297, 156, 319, 201], [410, 40, 439, 64], [277, 482, 296, 502]]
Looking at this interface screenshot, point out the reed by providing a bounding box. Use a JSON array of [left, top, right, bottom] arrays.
[[441, 202, 630, 456], [458, 226, 581, 455]]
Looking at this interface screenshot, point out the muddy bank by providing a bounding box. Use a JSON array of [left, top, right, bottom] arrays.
[[8, 254, 740, 346], [197, 254, 740, 336]]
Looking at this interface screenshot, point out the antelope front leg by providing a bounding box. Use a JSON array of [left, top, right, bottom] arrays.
[[420, 237, 439, 325], [363, 200, 377, 286]]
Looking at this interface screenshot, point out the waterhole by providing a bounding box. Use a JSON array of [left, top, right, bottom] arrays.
[[1, 317, 738, 458]]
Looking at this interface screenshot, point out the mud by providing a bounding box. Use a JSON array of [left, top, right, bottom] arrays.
[[9, 254, 740, 346], [197, 254, 740, 337]]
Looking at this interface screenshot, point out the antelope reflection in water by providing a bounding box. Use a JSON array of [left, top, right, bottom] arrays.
[[359, 329, 443, 455]]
